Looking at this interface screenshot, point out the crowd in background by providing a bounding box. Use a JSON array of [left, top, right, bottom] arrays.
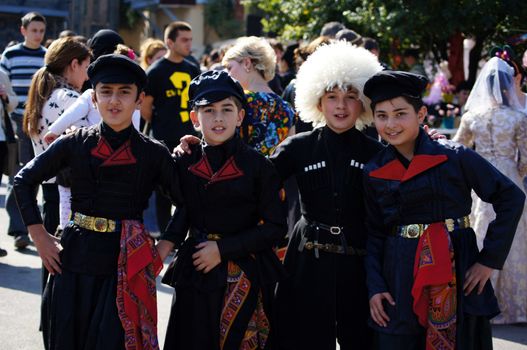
[[1, 10, 527, 349]]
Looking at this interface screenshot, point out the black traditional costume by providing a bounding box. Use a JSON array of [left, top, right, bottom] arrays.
[[271, 126, 383, 350], [161, 135, 287, 350], [14, 54, 182, 350], [160, 70, 287, 350]]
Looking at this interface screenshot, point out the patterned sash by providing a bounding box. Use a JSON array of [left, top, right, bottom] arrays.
[[411, 222, 457, 350], [220, 261, 270, 350], [117, 220, 163, 350]]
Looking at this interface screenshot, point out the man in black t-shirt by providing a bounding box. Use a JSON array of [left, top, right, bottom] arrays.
[[141, 21, 200, 232]]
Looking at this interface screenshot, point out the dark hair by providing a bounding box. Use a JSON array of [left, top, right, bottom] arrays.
[[268, 38, 284, 53], [371, 96, 424, 114], [320, 21, 346, 38], [282, 43, 299, 71], [59, 30, 76, 38], [335, 29, 363, 45], [21, 12, 46, 28], [24, 37, 91, 136], [488, 70, 513, 107], [403, 48, 420, 60], [363, 37, 379, 52], [455, 80, 473, 93], [164, 21, 192, 42]]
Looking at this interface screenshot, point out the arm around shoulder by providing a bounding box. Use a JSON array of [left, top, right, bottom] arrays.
[[217, 157, 287, 260]]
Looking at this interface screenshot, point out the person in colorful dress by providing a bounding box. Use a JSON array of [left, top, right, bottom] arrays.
[[14, 54, 183, 350], [453, 54, 527, 324], [222, 36, 295, 157], [158, 70, 287, 350], [362, 70, 524, 350]]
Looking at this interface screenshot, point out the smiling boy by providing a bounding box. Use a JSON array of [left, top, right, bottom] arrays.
[[362, 71, 525, 350], [158, 70, 287, 350], [14, 54, 184, 350]]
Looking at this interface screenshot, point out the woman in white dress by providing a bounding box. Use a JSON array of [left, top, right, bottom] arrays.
[[453, 56, 527, 324]]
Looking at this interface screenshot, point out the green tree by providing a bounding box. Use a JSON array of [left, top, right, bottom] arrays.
[[244, 0, 527, 83], [205, 0, 245, 39]]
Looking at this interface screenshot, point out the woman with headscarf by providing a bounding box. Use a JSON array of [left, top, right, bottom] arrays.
[[453, 55, 527, 324]]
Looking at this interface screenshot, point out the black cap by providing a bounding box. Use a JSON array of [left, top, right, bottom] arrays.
[[189, 70, 247, 109], [87, 29, 124, 60], [363, 70, 428, 105], [88, 54, 147, 91]]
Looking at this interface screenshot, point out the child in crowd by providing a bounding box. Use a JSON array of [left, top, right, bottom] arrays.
[[362, 70, 525, 349], [158, 70, 287, 350], [14, 54, 183, 350], [271, 41, 383, 350]]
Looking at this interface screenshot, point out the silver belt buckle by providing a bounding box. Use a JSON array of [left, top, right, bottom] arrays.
[[329, 226, 341, 235]]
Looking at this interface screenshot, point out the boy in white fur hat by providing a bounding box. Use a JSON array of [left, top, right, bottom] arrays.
[[271, 41, 383, 350]]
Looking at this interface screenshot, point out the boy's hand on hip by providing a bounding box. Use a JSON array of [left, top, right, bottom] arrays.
[[192, 241, 221, 273], [369, 292, 395, 327], [464, 262, 493, 296], [28, 224, 62, 275]]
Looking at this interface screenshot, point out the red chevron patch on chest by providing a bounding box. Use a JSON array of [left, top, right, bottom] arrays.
[[91, 137, 136, 166]]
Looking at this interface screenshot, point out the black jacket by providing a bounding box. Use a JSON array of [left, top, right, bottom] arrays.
[[362, 128, 525, 334], [14, 123, 183, 225], [161, 135, 287, 291]]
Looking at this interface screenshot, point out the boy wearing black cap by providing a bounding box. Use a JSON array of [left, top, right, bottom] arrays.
[[362, 71, 525, 349], [14, 54, 184, 350], [158, 70, 287, 350]]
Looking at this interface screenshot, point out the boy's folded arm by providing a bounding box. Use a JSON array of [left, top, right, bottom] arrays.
[[218, 161, 287, 260], [216, 220, 286, 260], [460, 147, 526, 270], [159, 205, 190, 249], [14, 136, 72, 226]]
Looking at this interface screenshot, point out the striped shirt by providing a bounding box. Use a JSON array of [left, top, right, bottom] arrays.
[[0, 44, 46, 115]]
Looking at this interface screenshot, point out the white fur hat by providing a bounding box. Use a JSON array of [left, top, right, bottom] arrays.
[[295, 41, 383, 129]]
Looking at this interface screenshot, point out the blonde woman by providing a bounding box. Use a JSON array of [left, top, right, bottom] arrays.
[[139, 38, 167, 70], [223, 36, 295, 156]]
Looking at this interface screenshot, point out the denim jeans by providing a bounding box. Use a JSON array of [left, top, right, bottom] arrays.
[[5, 113, 34, 236]]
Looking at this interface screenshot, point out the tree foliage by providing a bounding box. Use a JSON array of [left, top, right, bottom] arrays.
[[205, 0, 245, 39], [244, 0, 527, 81]]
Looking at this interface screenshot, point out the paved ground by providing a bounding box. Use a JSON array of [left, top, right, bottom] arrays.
[[0, 179, 526, 349]]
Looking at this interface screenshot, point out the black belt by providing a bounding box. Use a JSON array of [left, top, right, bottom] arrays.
[[303, 217, 345, 235], [299, 217, 364, 257], [189, 227, 223, 242]]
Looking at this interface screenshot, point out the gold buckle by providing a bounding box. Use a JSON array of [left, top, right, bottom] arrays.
[[93, 217, 108, 232], [206, 234, 222, 241], [405, 224, 422, 238]]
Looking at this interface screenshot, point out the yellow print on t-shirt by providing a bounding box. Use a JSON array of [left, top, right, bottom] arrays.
[[166, 71, 191, 122]]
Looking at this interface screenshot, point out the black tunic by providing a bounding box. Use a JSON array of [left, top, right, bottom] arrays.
[[363, 128, 525, 348], [160, 135, 287, 350], [14, 123, 183, 350], [270, 126, 384, 350]]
